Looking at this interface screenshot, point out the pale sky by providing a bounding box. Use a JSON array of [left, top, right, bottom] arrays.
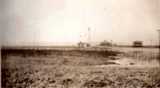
[[1, 0, 160, 46]]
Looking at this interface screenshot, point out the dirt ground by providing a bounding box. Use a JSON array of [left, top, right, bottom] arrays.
[[1, 47, 160, 88]]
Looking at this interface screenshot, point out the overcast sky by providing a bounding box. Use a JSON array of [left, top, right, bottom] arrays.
[[1, 0, 160, 46]]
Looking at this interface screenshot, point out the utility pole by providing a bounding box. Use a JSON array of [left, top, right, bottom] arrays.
[[88, 27, 91, 45], [158, 30, 160, 59]]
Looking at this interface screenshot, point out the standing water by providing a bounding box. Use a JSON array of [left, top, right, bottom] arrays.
[[111, 47, 160, 67]]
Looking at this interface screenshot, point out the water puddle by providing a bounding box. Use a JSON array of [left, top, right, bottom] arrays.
[[108, 57, 160, 67]]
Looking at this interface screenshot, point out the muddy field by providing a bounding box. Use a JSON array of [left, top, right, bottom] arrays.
[[1, 47, 160, 88]]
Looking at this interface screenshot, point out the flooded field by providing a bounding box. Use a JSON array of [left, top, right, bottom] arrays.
[[1, 47, 160, 88]]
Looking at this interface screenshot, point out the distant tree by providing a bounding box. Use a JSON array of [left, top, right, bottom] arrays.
[[99, 40, 112, 46]]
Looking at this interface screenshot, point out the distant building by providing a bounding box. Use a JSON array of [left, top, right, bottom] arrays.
[[78, 42, 90, 48], [133, 41, 143, 47]]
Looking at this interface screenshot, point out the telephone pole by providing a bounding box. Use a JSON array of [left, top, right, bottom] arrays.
[[88, 27, 91, 45], [158, 30, 160, 59]]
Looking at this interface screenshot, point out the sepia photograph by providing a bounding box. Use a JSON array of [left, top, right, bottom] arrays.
[[1, 0, 160, 88]]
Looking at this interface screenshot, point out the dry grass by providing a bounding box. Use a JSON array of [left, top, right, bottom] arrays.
[[2, 48, 160, 88]]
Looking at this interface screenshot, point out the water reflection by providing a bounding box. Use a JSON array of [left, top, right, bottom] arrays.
[[112, 47, 160, 67]]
